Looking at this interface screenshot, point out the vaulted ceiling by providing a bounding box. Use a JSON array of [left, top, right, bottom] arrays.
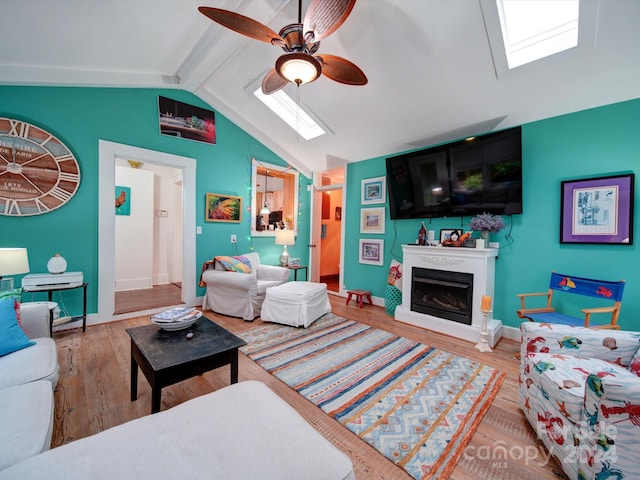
[[3, 0, 640, 177]]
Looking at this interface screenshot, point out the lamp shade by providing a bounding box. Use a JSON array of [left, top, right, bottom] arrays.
[[275, 229, 295, 246], [0, 248, 30, 276]]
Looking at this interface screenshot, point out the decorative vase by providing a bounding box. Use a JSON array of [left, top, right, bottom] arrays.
[[481, 230, 491, 245]]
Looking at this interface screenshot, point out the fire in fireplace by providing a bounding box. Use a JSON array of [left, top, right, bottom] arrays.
[[411, 267, 473, 325]]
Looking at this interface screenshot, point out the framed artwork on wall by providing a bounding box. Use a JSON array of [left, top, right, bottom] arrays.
[[560, 173, 634, 245], [359, 239, 384, 266], [205, 193, 242, 223], [360, 207, 385, 234], [361, 176, 386, 205], [158, 96, 216, 144], [115, 186, 131, 216]]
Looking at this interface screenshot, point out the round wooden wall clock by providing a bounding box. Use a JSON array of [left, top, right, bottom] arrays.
[[0, 117, 81, 216]]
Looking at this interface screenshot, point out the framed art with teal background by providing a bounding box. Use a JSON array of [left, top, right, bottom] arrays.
[[115, 186, 130, 216]]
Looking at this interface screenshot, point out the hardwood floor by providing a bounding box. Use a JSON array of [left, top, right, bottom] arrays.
[[320, 274, 340, 292], [114, 283, 182, 315], [51, 296, 568, 480]]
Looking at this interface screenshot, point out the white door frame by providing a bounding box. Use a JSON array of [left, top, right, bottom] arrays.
[[98, 140, 197, 323], [309, 172, 346, 295]]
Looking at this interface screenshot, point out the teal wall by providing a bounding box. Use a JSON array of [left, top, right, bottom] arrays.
[[0, 86, 311, 316], [345, 98, 640, 331]]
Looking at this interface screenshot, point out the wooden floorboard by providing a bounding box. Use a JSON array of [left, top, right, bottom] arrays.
[[51, 295, 568, 480], [114, 283, 182, 315]]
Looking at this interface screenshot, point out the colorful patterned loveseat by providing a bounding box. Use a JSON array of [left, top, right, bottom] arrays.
[[520, 322, 640, 480]]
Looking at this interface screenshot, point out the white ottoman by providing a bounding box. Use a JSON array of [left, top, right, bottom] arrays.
[[261, 282, 331, 328]]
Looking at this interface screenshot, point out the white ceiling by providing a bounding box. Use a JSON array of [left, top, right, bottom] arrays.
[[3, 0, 640, 177]]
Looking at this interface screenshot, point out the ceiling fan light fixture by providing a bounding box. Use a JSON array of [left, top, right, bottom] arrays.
[[276, 53, 322, 85]]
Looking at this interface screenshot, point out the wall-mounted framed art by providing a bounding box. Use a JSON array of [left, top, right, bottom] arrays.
[[158, 96, 216, 144], [361, 176, 386, 205], [205, 193, 242, 223], [360, 207, 385, 234], [115, 186, 131, 216], [359, 239, 384, 266], [560, 173, 634, 245]]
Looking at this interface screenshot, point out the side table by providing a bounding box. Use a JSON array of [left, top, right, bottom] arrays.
[[286, 265, 308, 281], [23, 283, 88, 332]]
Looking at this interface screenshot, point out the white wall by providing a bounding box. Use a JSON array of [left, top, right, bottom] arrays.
[[115, 166, 154, 291]]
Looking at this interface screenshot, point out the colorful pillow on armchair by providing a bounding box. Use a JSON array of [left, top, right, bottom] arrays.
[[214, 256, 253, 274]]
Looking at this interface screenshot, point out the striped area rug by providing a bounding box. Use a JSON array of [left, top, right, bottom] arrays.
[[239, 313, 506, 480]]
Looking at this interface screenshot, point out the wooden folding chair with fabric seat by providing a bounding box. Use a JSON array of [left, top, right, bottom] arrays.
[[516, 272, 625, 329]]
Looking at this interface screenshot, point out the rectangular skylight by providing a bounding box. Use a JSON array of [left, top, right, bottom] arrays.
[[253, 88, 326, 140], [496, 0, 579, 69]]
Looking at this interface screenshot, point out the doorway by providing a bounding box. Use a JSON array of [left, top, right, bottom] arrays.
[[112, 158, 184, 315], [98, 140, 197, 324], [310, 167, 345, 294]]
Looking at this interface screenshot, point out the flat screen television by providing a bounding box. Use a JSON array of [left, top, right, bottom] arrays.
[[386, 126, 522, 219]]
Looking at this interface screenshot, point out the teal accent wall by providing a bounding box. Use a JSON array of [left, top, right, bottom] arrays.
[[0, 86, 310, 316], [345, 98, 640, 331]]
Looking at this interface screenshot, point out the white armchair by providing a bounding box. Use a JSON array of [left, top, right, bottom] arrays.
[[201, 252, 289, 320]]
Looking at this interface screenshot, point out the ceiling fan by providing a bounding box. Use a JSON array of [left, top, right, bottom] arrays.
[[198, 0, 367, 95]]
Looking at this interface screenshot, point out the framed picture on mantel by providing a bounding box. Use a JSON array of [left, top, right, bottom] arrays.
[[560, 173, 634, 245]]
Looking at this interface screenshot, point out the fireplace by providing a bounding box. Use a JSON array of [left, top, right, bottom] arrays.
[[395, 245, 503, 347], [411, 268, 473, 325]]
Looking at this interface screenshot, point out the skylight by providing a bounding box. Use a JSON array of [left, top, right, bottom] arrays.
[[496, 0, 579, 69], [253, 88, 326, 141]]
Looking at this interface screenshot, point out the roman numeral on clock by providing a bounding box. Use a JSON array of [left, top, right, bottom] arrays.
[[35, 198, 51, 213], [5, 198, 20, 216], [49, 186, 74, 203], [58, 172, 80, 183], [7, 120, 29, 138]]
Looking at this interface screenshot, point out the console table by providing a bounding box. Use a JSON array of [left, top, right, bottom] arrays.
[[23, 282, 88, 333]]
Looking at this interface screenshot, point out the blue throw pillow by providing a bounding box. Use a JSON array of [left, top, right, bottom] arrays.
[[0, 298, 35, 356]]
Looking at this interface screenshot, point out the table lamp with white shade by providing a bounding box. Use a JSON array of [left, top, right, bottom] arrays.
[[275, 230, 295, 267], [0, 248, 30, 292]]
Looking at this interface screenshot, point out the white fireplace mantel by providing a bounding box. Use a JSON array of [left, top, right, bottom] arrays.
[[395, 245, 503, 347]]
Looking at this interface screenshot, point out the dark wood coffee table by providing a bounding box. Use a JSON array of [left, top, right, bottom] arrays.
[[126, 317, 246, 413]]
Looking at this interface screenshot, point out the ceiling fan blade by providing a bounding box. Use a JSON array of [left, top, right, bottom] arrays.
[[317, 54, 367, 86], [303, 0, 357, 42], [198, 7, 282, 44], [261, 68, 288, 95]]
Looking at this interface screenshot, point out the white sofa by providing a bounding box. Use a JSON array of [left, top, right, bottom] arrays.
[[201, 252, 289, 320], [0, 302, 59, 471], [0, 381, 355, 480]]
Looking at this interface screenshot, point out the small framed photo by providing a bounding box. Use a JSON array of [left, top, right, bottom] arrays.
[[205, 193, 242, 223], [359, 239, 384, 266], [289, 258, 300, 266], [560, 173, 634, 244], [361, 176, 386, 205], [115, 185, 131, 216], [440, 228, 461, 244], [360, 207, 385, 234]]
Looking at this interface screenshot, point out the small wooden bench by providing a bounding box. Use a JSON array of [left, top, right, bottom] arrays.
[[346, 289, 372, 309], [516, 272, 625, 329]]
